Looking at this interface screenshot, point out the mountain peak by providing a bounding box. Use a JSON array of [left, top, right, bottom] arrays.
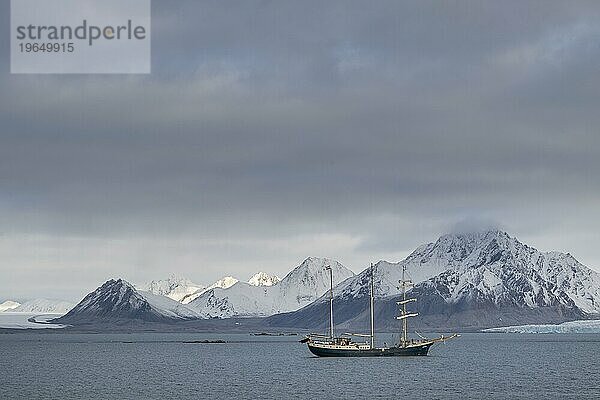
[[248, 272, 280, 287], [56, 278, 200, 324], [0, 300, 21, 312], [438, 229, 509, 245], [424, 230, 519, 265], [93, 278, 135, 296], [296, 256, 346, 271], [279, 257, 354, 287], [58, 278, 151, 323], [210, 276, 239, 289], [115, 278, 132, 286]]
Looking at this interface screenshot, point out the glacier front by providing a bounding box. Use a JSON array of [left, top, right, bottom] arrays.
[[483, 320, 600, 334]]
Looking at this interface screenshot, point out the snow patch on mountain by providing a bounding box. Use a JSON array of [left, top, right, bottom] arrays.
[[248, 272, 280, 287], [12, 299, 74, 314], [0, 300, 21, 312]]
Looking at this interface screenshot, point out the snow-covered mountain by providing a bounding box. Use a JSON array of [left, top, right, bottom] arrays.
[[275, 257, 354, 307], [327, 230, 600, 311], [138, 275, 206, 303], [0, 300, 21, 312], [208, 276, 239, 290], [180, 276, 239, 304], [55, 279, 200, 324], [12, 299, 74, 314], [248, 272, 280, 287], [46, 230, 600, 330], [268, 230, 600, 330], [187, 257, 355, 318], [410, 231, 600, 314]]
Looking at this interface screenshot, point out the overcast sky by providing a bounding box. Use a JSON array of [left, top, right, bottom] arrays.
[[1, 1, 600, 301]]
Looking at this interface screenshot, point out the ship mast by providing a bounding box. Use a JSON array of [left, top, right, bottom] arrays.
[[326, 266, 334, 339], [401, 265, 408, 344], [370, 263, 375, 349], [397, 264, 417, 346]]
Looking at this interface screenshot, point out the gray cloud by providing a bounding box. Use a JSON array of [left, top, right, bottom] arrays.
[[1, 1, 599, 300]]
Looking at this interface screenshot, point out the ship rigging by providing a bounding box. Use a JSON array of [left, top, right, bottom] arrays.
[[301, 263, 458, 357]]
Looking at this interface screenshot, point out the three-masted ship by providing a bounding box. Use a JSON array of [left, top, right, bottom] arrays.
[[301, 264, 457, 357]]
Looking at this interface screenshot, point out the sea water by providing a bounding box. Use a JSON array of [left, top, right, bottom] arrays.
[[0, 332, 599, 399]]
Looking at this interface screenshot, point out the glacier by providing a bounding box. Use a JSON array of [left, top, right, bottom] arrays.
[[0, 313, 67, 329], [484, 320, 600, 333], [12, 299, 74, 314]]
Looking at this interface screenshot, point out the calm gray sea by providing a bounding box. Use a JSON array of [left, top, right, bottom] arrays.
[[0, 332, 599, 399]]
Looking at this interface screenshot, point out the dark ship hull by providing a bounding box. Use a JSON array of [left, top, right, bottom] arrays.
[[307, 341, 432, 357]]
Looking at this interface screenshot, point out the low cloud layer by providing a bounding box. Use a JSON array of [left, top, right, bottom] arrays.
[[1, 1, 599, 300]]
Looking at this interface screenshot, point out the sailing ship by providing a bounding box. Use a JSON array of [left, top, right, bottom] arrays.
[[300, 263, 458, 357]]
